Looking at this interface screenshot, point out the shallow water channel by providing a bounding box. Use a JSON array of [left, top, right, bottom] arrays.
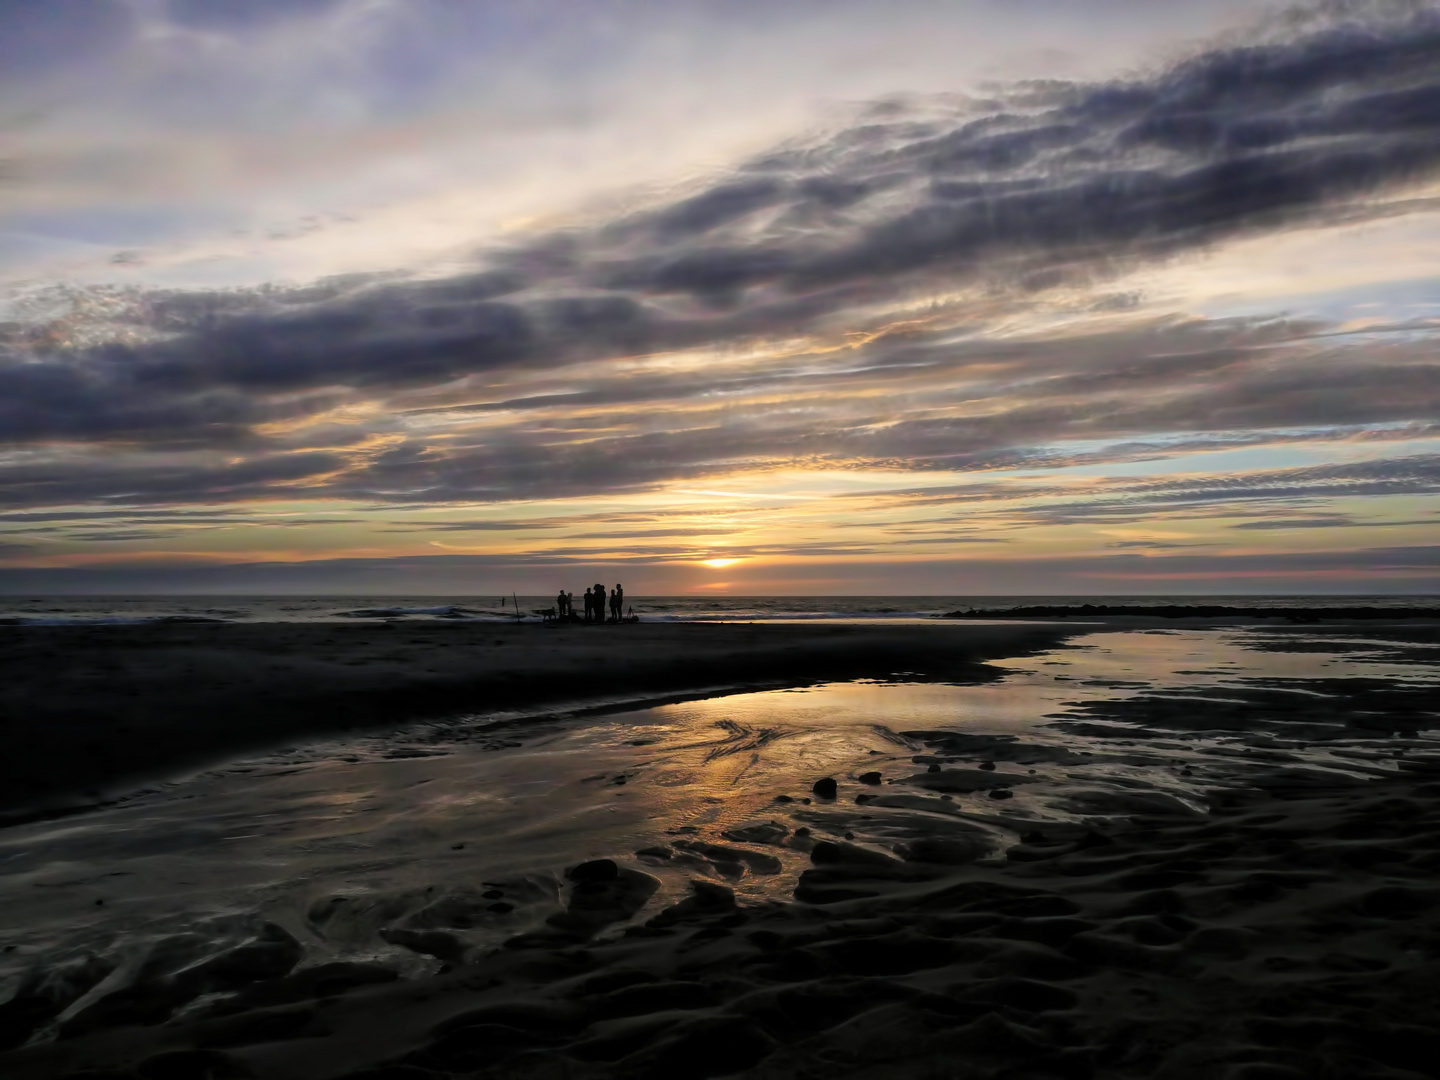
[[2, 625, 1437, 1011]]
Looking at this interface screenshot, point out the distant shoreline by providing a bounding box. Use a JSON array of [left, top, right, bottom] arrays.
[[941, 603, 1440, 621]]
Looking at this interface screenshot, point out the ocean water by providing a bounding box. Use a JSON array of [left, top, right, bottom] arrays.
[[0, 593, 1435, 626]]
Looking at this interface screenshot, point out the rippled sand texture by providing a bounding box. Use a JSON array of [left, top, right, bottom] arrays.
[[1, 622, 1438, 1078]]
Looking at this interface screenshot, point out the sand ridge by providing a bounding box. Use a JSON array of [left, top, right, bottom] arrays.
[[0, 620, 1071, 823]]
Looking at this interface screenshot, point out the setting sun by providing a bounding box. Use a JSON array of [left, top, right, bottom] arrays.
[[701, 558, 741, 569]]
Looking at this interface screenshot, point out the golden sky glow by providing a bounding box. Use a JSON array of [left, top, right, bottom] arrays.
[[1, 2, 1439, 594]]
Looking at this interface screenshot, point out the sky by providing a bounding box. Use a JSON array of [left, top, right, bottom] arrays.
[[2, 0, 1440, 596]]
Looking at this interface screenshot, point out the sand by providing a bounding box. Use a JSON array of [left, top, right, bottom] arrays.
[[0, 620, 1068, 823], [1, 615, 1439, 1079]]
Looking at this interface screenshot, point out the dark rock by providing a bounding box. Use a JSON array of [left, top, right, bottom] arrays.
[[989, 789, 1014, 800], [673, 839, 782, 875], [901, 836, 990, 864], [979, 761, 996, 771], [547, 867, 660, 939], [858, 771, 882, 785], [914, 768, 1035, 793], [811, 777, 838, 799], [648, 880, 736, 927], [566, 859, 620, 883]]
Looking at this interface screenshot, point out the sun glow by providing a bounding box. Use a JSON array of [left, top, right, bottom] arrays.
[[701, 558, 741, 568]]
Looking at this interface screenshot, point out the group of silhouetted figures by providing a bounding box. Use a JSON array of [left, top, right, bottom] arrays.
[[553, 583, 632, 624]]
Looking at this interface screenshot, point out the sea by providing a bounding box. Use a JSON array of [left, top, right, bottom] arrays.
[[0, 593, 1435, 626]]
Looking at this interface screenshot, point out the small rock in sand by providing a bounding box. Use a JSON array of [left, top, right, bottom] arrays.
[[566, 859, 619, 883], [979, 761, 997, 771], [648, 879, 736, 927], [812, 777, 838, 799], [989, 788, 1014, 800], [858, 771, 882, 785], [902, 835, 990, 864]]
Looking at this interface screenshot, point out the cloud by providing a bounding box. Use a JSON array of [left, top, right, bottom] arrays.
[[3, 2, 1440, 532], [1, 543, 1436, 597], [1229, 513, 1440, 529], [0, 450, 350, 509]]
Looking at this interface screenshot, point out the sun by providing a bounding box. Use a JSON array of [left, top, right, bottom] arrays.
[[701, 558, 740, 568]]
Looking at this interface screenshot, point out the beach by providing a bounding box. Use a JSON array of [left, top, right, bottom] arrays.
[[0, 619, 1069, 823], [0, 613, 1438, 1078]]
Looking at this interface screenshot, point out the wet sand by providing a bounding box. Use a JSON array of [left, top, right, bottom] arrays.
[[13, 772, 1434, 1080], [0, 620, 1069, 823], [1, 617, 1439, 1078]]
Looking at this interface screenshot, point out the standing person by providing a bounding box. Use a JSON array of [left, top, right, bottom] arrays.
[[565, 592, 574, 622], [594, 583, 607, 624], [582, 587, 593, 623], [612, 583, 624, 623], [555, 589, 567, 620]]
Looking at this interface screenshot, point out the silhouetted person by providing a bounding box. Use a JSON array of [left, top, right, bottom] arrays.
[[610, 584, 624, 622], [594, 583, 607, 624], [556, 589, 567, 619], [565, 591, 574, 621]]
